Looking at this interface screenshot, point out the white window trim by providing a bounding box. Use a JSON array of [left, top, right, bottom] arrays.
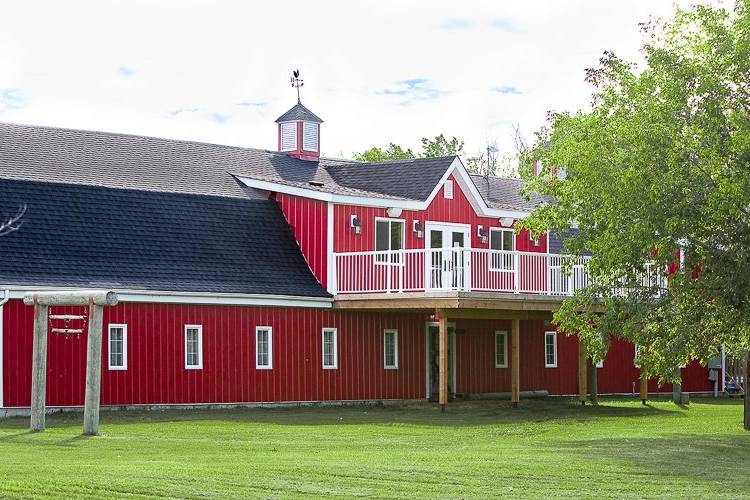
[[107, 324, 128, 371], [444, 180, 454, 199], [544, 331, 558, 368], [184, 324, 203, 370], [494, 330, 508, 368], [374, 217, 406, 266], [255, 326, 273, 370], [383, 329, 399, 369], [322, 327, 338, 370], [596, 360, 604, 368], [634, 343, 640, 368]]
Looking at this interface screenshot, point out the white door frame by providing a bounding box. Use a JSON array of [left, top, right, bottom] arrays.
[[424, 321, 457, 399], [424, 222, 471, 291]]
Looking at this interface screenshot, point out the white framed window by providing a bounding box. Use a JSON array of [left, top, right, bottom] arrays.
[[255, 326, 273, 370], [383, 329, 399, 369], [596, 359, 604, 368], [490, 228, 515, 270], [544, 331, 558, 368], [280, 122, 297, 151], [302, 122, 319, 152], [634, 343, 641, 368], [494, 330, 508, 368], [322, 328, 338, 369], [108, 324, 128, 371], [444, 180, 454, 199], [184, 325, 203, 370], [375, 217, 405, 264]]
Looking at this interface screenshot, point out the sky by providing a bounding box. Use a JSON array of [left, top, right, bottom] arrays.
[[0, 0, 725, 161]]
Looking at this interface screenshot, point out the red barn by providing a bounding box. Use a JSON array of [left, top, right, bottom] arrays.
[[0, 101, 719, 412]]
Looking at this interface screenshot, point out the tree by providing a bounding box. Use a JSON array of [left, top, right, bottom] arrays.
[[0, 205, 25, 236], [352, 143, 415, 162], [521, 2, 750, 427]]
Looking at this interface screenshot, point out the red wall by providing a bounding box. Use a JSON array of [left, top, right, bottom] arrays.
[[2, 300, 714, 408], [332, 175, 547, 254], [274, 193, 328, 288]]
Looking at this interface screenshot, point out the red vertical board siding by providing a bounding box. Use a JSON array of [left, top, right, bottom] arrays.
[[3, 300, 715, 407], [333, 174, 547, 254], [275, 193, 328, 288]]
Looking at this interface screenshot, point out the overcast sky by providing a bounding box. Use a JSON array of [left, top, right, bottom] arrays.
[[0, 0, 722, 160]]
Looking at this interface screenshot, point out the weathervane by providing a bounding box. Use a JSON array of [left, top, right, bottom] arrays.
[[290, 69, 304, 103]]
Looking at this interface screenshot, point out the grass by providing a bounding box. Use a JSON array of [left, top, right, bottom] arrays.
[[0, 397, 748, 499]]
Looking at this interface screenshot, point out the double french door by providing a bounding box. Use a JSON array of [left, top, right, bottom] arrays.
[[425, 223, 471, 290]]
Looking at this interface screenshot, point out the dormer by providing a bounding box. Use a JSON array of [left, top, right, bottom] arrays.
[[275, 103, 323, 161]]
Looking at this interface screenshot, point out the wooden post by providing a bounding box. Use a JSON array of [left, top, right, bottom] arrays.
[[30, 301, 49, 432], [672, 367, 682, 405], [578, 341, 587, 406], [511, 319, 520, 408], [588, 358, 598, 405], [83, 303, 104, 435], [438, 313, 448, 411], [640, 370, 648, 405]]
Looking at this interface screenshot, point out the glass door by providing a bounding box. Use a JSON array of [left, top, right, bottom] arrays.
[[426, 223, 470, 290]]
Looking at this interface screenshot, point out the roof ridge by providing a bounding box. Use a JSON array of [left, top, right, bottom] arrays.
[[470, 172, 525, 182], [0, 121, 294, 158]]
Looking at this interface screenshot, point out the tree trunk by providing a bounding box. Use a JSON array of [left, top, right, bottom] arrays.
[[672, 367, 682, 405], [744, 351, 749, 431], [588, 358, 598, 405]]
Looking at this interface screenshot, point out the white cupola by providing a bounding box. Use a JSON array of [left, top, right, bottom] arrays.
[[275, 102, 323, 161]]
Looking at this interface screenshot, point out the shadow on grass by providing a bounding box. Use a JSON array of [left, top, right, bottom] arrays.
[[0, 397, 706, 430], [558, 434, 750, 487]]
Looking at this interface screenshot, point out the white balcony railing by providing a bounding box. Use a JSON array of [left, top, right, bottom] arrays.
[[332, 248, 593, 296]]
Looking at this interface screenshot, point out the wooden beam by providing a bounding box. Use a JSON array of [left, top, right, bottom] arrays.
[[578, 340, 587, 405], [511, 319, 520, 408], [438, 312, 448, 411], [640, 370, 648, 405], [437, 308, 553, 321]]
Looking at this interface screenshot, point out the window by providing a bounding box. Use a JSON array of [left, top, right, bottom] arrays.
[[383, 329, 399, 369], [375, 218, 405, 264], [185, 325, 203, 369], [544, 331, 557, 368], [302, 122, 318, 152], [596, 359, 604, 368], [444, 180, 454, 199], [494, 330, 508, 368], [490, 228, 515, 270], [634, 343, 640, 368], [322, 328, 338, 369], [255, 326, 273, 369], [280, 122, 297, 151], [108, 324, 127, 370]]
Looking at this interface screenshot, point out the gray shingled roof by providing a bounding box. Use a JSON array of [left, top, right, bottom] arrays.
[[275, 103, 323, 123], [470, 174, 545, 212], [0, 122, 541, 212], [0, 178, 330, 297]]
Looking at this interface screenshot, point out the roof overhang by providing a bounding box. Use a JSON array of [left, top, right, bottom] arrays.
[[235, 157, 530, 219]]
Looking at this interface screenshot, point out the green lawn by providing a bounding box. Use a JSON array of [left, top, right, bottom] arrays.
[[0, 397, 747, 499]]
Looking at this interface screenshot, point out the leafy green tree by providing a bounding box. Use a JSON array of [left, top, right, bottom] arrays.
[[521, 2, 750, 427], [421, 134, 464, 158], [352, 143, 415, 162]]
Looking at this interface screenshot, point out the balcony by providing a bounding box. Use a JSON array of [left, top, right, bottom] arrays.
[[332, 248, 592, 297]]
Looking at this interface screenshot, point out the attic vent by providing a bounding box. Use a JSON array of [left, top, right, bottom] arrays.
[[309, 181, 324, 187], [280, 122, 297, 151], [302, 122, 319, 152], [444, 180, 454, 199]]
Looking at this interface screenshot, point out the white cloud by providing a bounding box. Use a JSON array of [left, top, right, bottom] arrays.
[[0, 0, 726, 160]]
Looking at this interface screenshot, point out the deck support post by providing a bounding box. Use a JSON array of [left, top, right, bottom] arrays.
[[511, 319, 520, 408], [30, 301, 49, 432], [578, 340, 587, 406], [640, 370, 649, 405], [83, 303, 104, 435], [438, 312, 448, 412]]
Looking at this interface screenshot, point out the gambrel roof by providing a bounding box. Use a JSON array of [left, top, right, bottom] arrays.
[[0, 178, 330, 298]]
